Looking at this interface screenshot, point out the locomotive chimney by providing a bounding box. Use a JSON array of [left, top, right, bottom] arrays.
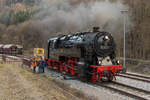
[[93, 27, 100, 32]]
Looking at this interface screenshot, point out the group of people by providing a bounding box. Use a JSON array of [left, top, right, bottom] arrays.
[[32, 58, 46, 73]]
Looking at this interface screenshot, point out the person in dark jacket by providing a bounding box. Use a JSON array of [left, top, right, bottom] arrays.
[[41, 60, 46, 73], [37, 59, 42, 73]]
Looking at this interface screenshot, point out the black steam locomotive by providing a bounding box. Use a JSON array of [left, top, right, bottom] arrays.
[[46, 27, 122, 82]]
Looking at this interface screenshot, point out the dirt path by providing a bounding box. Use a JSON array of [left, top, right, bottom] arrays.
[[0, 64, 79, 100]]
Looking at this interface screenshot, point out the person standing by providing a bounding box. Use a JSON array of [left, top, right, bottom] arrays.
[[38, 60, 42, 73], [41, 60, 46, 73], [32, 60, 37, 73]]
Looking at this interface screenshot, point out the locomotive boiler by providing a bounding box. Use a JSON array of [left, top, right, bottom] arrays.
[[46, 27, 123, 82]]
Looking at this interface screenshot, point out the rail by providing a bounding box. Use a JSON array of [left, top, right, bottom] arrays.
[[125, 72, 150, 79], [96, 81, 150, 100], [118, 74, 150, 83]]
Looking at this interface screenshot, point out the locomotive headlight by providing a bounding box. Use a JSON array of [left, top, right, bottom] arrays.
[[117, 60, 120, 64], [105, 36, 109, 40], [98, 61, 101, 64]]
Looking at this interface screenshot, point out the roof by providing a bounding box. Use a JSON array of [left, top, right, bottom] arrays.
[[48, 37, 58, 42], [3, 44, 15, 49]]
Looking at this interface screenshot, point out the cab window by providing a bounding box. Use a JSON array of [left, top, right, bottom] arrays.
[[38, 50, 43, 54]]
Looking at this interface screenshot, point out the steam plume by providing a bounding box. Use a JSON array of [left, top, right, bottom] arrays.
[[34, 0, 129, 35]]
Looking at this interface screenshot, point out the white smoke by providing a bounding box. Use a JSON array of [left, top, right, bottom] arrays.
[[34, 0, 130, 35]]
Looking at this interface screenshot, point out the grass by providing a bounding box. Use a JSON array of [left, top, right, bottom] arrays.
[[0, 62, 98, 100]]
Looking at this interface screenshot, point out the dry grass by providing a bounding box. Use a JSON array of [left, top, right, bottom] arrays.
[[0, 64, 78, 100], [20, 65, 98, 100]]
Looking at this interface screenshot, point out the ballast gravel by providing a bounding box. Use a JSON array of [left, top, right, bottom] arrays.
[[44, 68, 135, 100], [116, 76, 150, 92]]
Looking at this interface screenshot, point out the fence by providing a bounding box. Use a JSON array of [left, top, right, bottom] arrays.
[[0, 55, 31, 67]]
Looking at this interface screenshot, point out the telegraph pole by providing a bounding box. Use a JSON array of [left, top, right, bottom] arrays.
[[121, 10, 128, 73]]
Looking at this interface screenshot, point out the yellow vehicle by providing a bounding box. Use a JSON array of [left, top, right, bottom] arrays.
[[33, 48, 45, 61]]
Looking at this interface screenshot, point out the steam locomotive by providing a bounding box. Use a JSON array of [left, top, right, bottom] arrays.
[[46, 27, 123, 82]]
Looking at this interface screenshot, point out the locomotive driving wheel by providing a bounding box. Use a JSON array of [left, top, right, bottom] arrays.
[[101, 76, 108, 82], [100, 73, 113, 82], [107, 73, 113, 81]]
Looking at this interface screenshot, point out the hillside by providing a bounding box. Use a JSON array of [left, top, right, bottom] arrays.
[[0, 0, 149, 60]]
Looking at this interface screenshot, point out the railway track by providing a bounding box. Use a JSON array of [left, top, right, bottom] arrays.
[[97, 81, 150, 100], [16, 55, 31, 59], [118, 73, 150, 83], [2, 55, 150, 99], [125, 72, 150, 79]]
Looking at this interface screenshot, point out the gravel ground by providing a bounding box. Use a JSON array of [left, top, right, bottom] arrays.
[[44, 68, 135, 100]]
